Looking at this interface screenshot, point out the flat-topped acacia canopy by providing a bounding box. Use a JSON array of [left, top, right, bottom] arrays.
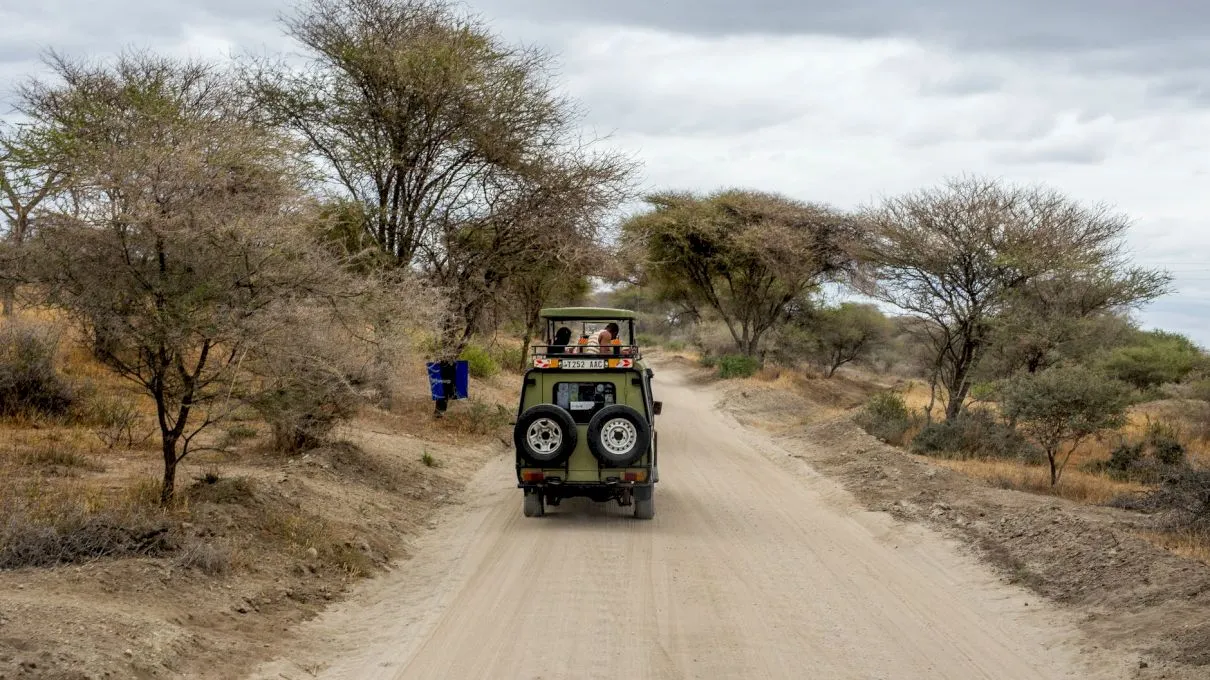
[[539, 307, 638, 321]]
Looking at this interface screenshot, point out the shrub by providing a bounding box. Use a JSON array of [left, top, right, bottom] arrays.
[[0, 479, 171, 570], [855, 391, 916, 446], [421, 450, 439, 468], [1107, 441, 1145, 471], [1133, 468, 1210, 530], [717, 354, 761, 379], [174, 540, 232, 576], [666, 340, 686, 352], [445, 398, 510, 435], [0, 323, 75, 419], [460, 343, 500, 379], [1100, 331, 1204, 390], [911, 408, 1043, 463], [84, 395, 149, 449], [699, 354, 718, 368], [636, 333, 661, 348], [1145, 418, 1187, 467], [489, 344, 525, 374], [998, 365, 1132, 486]]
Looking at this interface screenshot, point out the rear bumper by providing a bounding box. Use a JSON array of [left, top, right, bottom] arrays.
[[518, 480, 654, 500]]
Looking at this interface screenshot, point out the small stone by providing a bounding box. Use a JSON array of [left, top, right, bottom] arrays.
[[1139, 661, 1149, 669], [306, 547, 319, 559], [124, 650, 134, 657]]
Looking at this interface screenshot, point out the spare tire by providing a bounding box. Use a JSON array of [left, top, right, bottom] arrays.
[[587, 405, 651, 467], [514, 405, 578, 466]]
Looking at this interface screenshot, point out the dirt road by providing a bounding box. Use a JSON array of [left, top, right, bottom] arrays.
[[250, 364, 1125, 680]]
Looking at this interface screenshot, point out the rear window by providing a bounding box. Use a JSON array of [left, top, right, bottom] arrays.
[[554, 382, 616, 423]]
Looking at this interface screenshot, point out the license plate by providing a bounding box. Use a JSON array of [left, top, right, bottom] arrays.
[[561, 359, 604, 370]]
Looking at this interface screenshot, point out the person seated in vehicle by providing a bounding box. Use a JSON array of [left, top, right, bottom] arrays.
[[549, 326, 572, 355], [582, 323, 621, 355]]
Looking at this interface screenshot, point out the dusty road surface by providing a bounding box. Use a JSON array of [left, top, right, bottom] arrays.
[[250, 364, 1125, 680]]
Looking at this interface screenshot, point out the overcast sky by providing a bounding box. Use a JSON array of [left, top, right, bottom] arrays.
[[2, 1, 1209, 343]]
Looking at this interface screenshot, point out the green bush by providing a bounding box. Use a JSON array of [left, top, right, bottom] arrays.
[[1108, 441, 1145, 471], [488, 344, 524, 373], [699, 354, 718, 368], [1145, 419, 1187, 467], [717, 355, 761, 379], [855, 391, 916, 446], [1100, 331, 1204, 390], [666, 340, 686, 352], [636, 333, 661, 348], [460, 344, 500, 379], [0, 324, 75, 419], [911, 409, 1043, 463]]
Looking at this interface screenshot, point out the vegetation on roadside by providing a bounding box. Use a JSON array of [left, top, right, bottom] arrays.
[[0, 0, 1207, 615]]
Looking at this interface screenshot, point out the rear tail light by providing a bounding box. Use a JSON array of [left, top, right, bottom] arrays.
[[623, 470, 647, 482], [521, 470, 544, 482]]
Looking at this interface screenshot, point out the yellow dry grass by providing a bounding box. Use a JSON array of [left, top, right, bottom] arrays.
[[1137, 529, 1210, 566], [932, 458, 1149, 505]]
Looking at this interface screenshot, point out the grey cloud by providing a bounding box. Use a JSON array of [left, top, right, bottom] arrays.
[[991, 138, 1111, 165], [917, 69, 1006, 97], [472, 0, 1210, 54]]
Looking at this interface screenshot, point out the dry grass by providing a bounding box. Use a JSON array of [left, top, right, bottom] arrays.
[[1137, 528, 1210, 565], [256, 506, 380, 577], [0, 472, 177, 570], [932, 458, 1149, 505]]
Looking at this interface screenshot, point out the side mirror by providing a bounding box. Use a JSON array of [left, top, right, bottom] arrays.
[[652, 401, 663, 416]]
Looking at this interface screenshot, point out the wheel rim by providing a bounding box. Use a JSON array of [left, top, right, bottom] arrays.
[[526, 418, 563, 455], [600, 418, 638, 457]]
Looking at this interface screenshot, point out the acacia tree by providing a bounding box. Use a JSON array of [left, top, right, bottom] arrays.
[[981, 273, 1161, 378], [254, 0, 568, 267], [799, 303, 892, 377], [858, 177, 1169, 419], [0, 124, 64, 316], [426, 151, 631, 357], [999, 365, 1131, 485], [507, 243, 595, 370], [20, 52, 370, 504], [623, 189, 856, 357], [255, 0, 632, 353]]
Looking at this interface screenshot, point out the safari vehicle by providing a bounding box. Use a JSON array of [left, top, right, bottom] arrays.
[[513, 307, 661, 519]]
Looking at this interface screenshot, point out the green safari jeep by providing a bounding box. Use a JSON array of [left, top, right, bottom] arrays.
[[513, 307, 661, 519]]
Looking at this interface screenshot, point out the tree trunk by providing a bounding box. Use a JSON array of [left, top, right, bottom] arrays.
[[944, 351, 976, 419], [1, 283, 13, 317], [160, 433, 179, 506], [1048, 450, 1058, 486]]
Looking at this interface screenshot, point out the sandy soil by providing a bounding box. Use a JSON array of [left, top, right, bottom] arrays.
[[248, 363, 1134, 680], [714, 365, 1210, 680], [0, 399, 506, 680]]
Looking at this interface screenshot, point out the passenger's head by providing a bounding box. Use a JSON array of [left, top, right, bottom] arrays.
[[554, 326, 572, 345], [605, 323, 620, 340]]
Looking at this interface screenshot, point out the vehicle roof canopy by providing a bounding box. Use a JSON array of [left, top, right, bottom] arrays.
[[540, 307, 637, 321]]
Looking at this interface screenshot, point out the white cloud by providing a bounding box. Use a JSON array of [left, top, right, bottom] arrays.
[[2, 6, 1208, 343], [517, 25, 1210, 342]]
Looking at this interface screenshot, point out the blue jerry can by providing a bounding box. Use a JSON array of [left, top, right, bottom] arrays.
[[426, 361, 469, 401]]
